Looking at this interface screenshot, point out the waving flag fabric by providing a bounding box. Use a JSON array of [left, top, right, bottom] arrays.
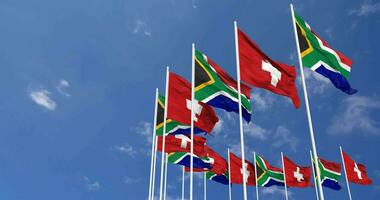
[[167, 72, 219, 133], [156, 93, 202, 135], [167, 152, 212, 170], [229, 152, 256, 186], [318, 158, 342, 190], [157, 134, 206, 157], [294, 13, 357, 94], [255, 154, 284, 187], [194, 50, 252, 122], [283, 156, 312, 187], [238, 28, 301, 108], [206, 171, 229, 185], [342, 150, 372, 185]]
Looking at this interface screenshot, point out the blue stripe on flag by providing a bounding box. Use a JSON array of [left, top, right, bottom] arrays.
[[176, 154, 212, 170], [322, 179, 341, 190], [315, 65, 357, 95], [210, 174, 229, 185], [207, 95, 251, 122], [263, 179, 285, 187], [171, 127, 203, 135]]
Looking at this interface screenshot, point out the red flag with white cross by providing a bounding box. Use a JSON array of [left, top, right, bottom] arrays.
[[283, 155, 312, 187], [342, 150, 372, 185], [237, 28, 300, 108], [229, 152, 256, 186], [157, 134, 206, 157], [167, 72, 219, 133]]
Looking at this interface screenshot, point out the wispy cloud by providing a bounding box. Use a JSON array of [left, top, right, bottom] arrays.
[[132, 20, 151, 36], [124, 176, 140, 184], [213, 119, 224, 135], [251, 90, 275, 111], [272, 126, 298, 152], [56, 79, 71, 97], [83, 176, 100, 191], [302, 69, 331, 94], [261, 187, 291, 197], [29, 89, 57, 111], [328, 95, 380, 135], [136, 121, 153, 143], [114, 143, 137, 157], [324, 27, 333, 39], [244, 122, 269, 140], [349, 1, 380, 16]]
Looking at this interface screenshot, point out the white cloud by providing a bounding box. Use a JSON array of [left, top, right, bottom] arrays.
[[271, 126, 298, 152], [244, 122, 269, 140], [136, 122, 153, 143], [132, 20, 151, 36], [251, 90, 275, 111], [83, 176, 100, 191], [349, 1, 380, 16], [56, 79, 71, 97], [29, 89, 57, 111], [212, 119, 223, 135], [124, 176, 140, 184], [114, 143, 137, 157], [302, 69, 331, 94], [328, 95, 380, 135], [261, 186, 292, 197], [324, 27, 333, 39]]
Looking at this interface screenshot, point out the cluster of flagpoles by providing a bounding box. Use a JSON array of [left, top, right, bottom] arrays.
[[146, 3, 369, 200]]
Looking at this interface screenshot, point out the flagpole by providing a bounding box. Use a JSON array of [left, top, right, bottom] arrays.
[[164, 153, 168, 200], [151, 136, 159, 200], [281, 152, 289, 200], [190, 43, 195, 200], [228, 148, 232, 200], [340, 146, 353, 200], [148, 88, 159, 200], [159, 67, 170, 200], [182, 166, 185, 200], [204, 172, 207, 200], [290, 4, 325, 200], [253, 152, 259, 200], [233, 20, 248, 200], [310, 150, 320, 200]]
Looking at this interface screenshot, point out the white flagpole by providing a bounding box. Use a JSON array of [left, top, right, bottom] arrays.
[[148, 89, 159, 200], [290, 4, 325, 200], [340, 146, 353, 200], [310, 150, 320, 200], [164, 153, 168, 200], [233, 20, 248, 200], [151, 136, 159, 200], [190, 43, 195, 200], [281, 152, 289, 200], [204, 172, 207, 200], [182, 166, 185, 200], [253, 152, 259, 200], [228, 148, 232, 200], [159, 67, 170, 200]]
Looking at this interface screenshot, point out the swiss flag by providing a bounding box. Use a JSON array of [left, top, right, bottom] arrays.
[[157, 134, 206, 157], [238, 28, 300, 108], [342, 150, 372, 185], [229, 152, 255, 186], [283, 156, 312, 187], [184, 146, 227, 175], [167, 72, 219, 133]]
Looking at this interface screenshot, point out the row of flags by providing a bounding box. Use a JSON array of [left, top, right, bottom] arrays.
[[148, 5, 368, 200], [156, 134, 372, 189]]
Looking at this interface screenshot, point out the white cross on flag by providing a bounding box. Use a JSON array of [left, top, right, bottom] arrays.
[[167, 72, 219, 133], [283, 155, 311, 187], [342, 150, 372, 185]]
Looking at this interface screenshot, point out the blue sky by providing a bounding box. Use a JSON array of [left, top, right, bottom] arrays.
[[0, 0, 379, 199]]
